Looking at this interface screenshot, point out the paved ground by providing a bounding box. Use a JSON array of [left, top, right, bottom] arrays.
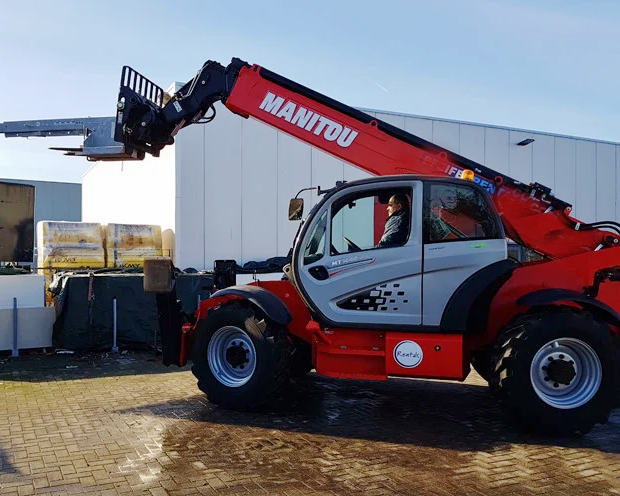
[[2, 351, 620, 496]]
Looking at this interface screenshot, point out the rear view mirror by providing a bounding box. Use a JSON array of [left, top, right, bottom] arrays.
[[288, 198, 304, 220]]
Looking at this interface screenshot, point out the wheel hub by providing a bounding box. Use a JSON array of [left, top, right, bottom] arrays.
[[545, 357, 576, 386], [530, 337, 602, 409], [225, 342, 249, 368], [208, 326, 257, 388]]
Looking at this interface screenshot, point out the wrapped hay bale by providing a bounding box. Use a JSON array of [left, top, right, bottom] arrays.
[[104, 224, 162, 268], [37, 221, 105, 269]]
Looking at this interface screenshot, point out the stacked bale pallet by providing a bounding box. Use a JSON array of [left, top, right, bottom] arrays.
[[104, 224, 163, 268], [37, 221, 163, 305]]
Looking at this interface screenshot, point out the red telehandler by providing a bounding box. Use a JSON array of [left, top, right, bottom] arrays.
[[112, 58, 620, 435]]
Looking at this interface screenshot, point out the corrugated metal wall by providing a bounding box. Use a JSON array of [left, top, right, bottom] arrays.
[[173, 104, 620, 271]]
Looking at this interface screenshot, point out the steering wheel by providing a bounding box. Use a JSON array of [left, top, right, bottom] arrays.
[[344, 236, 362, 252]]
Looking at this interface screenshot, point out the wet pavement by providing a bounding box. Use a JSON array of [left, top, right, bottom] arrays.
[[2, 351, 620, 495]]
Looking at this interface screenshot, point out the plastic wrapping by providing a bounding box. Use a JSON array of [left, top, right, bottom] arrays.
[[51, 272, 214, 351], [37, 221, 105, 269], [105, 224, 163, 268]]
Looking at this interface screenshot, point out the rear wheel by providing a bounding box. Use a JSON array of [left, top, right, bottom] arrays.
[[490, 308, 620, 435], [192, 302, 291, 409]]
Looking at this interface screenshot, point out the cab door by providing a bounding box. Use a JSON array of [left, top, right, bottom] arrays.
[[293, 179, 424, 328], [421, 180, 507, 325]]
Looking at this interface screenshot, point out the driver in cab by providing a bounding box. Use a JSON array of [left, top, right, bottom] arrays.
[[377, 193, 409, 248]]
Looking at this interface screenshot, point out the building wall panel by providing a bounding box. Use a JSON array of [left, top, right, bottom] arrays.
[[484, 128, 509, 174], [596, 143, 616, 222], [459, 124, 484, 164], [277, 133, 312, 257], [554, 138, 576, 212], [532, 134, 555, 192], [404, 117, 433, 141], [309, 148, 344, 208], [508, 131, 533, 185], [175, 123, 206, 270], [375, 112, 405, 130], [240, 118, 279, 263], [201, 103, 243, 267], [432, 121, 460, 153], [574, 140, 597, 222]]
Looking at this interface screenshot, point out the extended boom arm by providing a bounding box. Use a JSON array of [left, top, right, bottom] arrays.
[[115, 58, 620, 259]]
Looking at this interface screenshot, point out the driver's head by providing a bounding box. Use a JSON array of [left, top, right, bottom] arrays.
[[387, 193, 408, 217]]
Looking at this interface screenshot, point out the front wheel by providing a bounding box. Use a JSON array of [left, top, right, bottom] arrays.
[[191, 302, 291, 409], [490, 308, 620, 435]]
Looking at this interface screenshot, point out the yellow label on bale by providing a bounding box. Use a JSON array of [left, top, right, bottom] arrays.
[[37, 221, 105, 269], [104, 224, 163, 268]]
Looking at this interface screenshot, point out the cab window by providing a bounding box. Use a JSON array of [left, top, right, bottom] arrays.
[[303, 211, 327, 265], [330, 187, 412, 255], [424, 183, 501, 243]]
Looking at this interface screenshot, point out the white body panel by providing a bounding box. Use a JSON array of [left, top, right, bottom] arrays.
[[422, 239, 507, 325]]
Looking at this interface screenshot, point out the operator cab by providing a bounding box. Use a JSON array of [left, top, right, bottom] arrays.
[[289, 175, 506, 328]]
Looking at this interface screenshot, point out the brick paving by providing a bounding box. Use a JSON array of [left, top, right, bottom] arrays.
[[2, 351, 620, 495]]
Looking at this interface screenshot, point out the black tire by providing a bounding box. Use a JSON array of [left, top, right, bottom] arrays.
[[191, 302, 291, 409], [290, 340, 314, 378], [490, 308, 620, 435]]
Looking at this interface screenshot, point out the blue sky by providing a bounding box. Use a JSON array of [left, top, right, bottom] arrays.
[[1, 0, 619, 183]]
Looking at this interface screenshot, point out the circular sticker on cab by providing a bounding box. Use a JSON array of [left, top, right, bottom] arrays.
[[393, 340, 423, 368]]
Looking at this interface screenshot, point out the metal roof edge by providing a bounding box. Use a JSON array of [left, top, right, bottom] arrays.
[[354, 106, 620, 147]]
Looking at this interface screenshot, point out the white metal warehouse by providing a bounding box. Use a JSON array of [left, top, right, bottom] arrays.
[[81, 104, 620, 272]]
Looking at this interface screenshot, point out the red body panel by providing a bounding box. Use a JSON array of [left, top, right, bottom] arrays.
[[310, 328, 466, 381], [385, 333, 466, 380], [315, 328, 387, 380], [479, 249, 620, 349], [179, 294, 246, 366], [251, 280, 313, 341]]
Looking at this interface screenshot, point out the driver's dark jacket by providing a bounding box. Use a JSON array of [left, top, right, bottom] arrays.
[[377, 209, 409, 247]]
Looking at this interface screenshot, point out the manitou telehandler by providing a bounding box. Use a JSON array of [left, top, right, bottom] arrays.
[[101, 58, 620, 434]]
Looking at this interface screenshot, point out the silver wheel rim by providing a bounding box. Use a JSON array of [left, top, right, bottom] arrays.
[[208, 326, 256, 387], [530, 337, 602, 409]]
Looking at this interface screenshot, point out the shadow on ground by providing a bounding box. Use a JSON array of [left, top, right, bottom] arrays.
[[115, 372, 620, 455], [0, 350, 188, 382], [0, 445, 16, 475]]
